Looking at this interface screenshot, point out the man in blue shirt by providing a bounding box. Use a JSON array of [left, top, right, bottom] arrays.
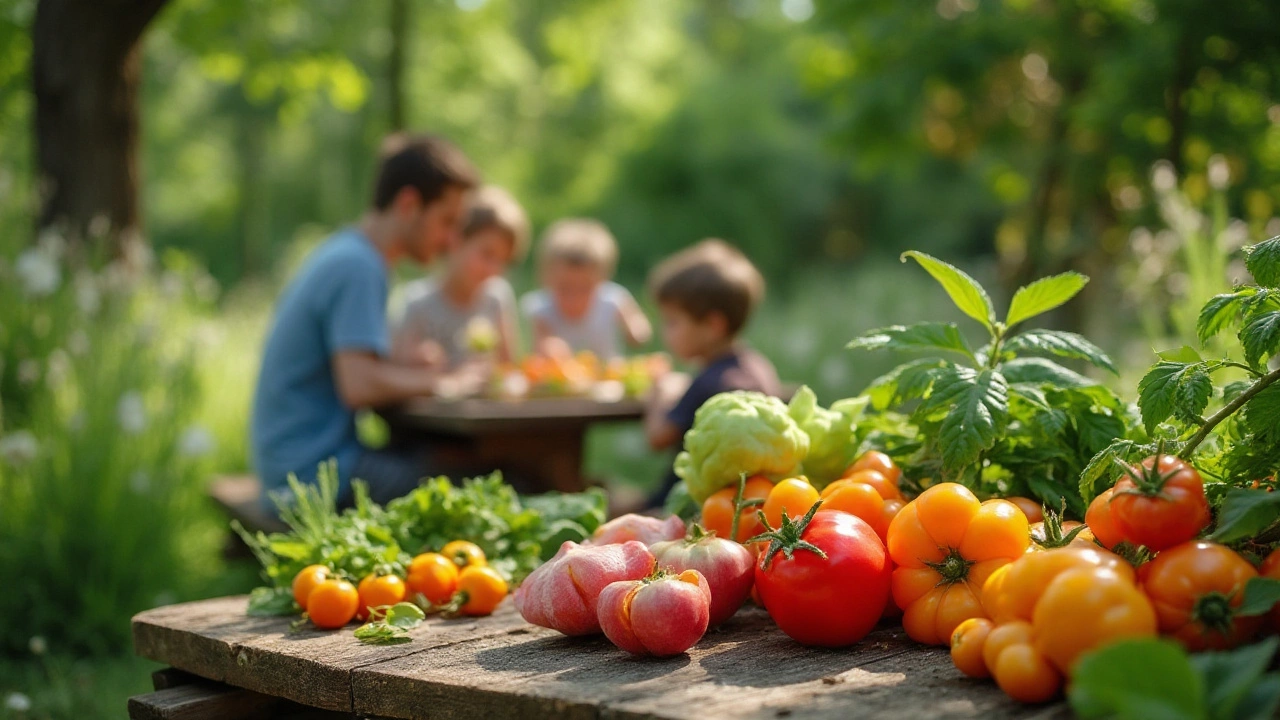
[[251, 134, 479, 511]]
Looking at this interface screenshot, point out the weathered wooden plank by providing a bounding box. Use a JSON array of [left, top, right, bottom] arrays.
[[220, 599, 532, 713], [152, 667, 201, 690], [352, 608, 1064, 720], [133, 596, 285, 682], [126, 682, 286, 720]]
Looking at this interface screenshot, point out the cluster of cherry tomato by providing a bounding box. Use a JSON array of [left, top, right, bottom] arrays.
[[290, 540, 510, 631]]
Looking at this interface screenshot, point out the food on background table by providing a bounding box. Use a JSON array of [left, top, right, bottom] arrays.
[[513, 540, 656, 636], [588, 513, 686, 547], [597, 569, 712, 656], [488, 351, 671, 401], [752, 504, 892, 647], [650, 525, 755, 627]]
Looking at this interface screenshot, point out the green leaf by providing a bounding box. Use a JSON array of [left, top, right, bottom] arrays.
[[901, 251, 995, 330], [1070, 638, 1203, 720], [1158, 345, 1206, 363], [1245, 236, 1280, 288], [1075, 410, 1128, 459], [1005, 271, 1089, 328], [1000, 357, 1097, 389], [919, 367, 1008, 472], [847, 322, 974, 359], [1198, 289, 1256, 345], [1210, 488, 1280, 544], [1241, 311, 1280, 369], [864, 358, 948, 410], [1238, 578, 1280, 617], [1079, 438, 1140, 500], [246, 586, 299, 617], [383, 601, 426, 629], [1242, 384, 1280, 444], [1137, 361, 1212, 434], [1190, 636, 1280, 720], [1003, 329, 1117, 373], [1233, 675, 1280, 720]]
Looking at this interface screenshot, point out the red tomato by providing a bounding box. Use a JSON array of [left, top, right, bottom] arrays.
[[753, 507, 891, 647], [1260, 548, 1280, 634], [1141, 541, 1261, 651], [1084, 488, 1123, 550], [1110, 455, 1210, 551]]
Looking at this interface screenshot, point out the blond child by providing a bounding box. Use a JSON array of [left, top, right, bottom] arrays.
[[392, 186, 528, 368], [520, 219, 651, 361]]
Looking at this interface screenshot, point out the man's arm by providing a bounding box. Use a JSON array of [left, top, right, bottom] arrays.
[[333, 350, 445, 409]]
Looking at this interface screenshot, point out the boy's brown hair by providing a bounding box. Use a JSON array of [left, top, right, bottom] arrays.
[[648, 239, 765, 335], [462, 186, 531, 261], [372, 133, 479, 210], [537, 218, 619, 277]]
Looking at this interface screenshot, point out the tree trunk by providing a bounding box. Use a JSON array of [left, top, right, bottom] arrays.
[[388, 0, 410, 131], [32, 0, 170, 251]]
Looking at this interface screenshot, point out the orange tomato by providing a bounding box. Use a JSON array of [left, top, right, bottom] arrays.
[[702, 476, 775, 542], [1084, 487, 1124, 550], [887, 484, 1030, 645], [982, 620, 1034, 673], [292, 564, 330, 611], [993, 545, 1134, 624], [847, 450, 901, 487], [307, 579, 359, 629], [457, 565, 509, 616], [441, 540, 487, 569], [1260, 548, 1280, 633], [1032, 566, 1157, 675], [356, 574, 407, 621], [406, 553, 460, 605], [950, 617, 993, 679], [1141, 541, 1261, 651], [820, 480, 888, 538], [880, 498, 904, 539], [840, 469, 901, 501], [762, 478, 821, 529], [1006, 497, 1043, 524], [993, 643, 1062, 704]]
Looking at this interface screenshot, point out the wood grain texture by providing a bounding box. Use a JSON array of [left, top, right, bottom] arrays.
[[135, 597, 1071, 720]]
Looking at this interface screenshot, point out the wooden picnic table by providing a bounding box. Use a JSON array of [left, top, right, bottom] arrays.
[[379, 396, 646, 494], [129, 595, 1072, 720]]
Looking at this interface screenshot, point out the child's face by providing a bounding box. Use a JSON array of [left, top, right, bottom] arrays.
[[658, 302, 728, 362], [544, 260, 604, 321], [451, 227, 514, 288]]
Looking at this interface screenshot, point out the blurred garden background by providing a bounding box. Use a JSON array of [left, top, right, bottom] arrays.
[[2, 0, 1280, 715]]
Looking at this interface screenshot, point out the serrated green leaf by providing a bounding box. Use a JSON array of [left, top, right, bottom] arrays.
[[901, 251, 995, 330], [1079, 438, 1140, 500], [1224, 380, 1254, 403], [1238, 579, 1280, 617], [864, 358, 948, 410], [1158, 345, 1206, 363], [1211, 488, 1280, 544], [1004, 329, 1117, 374], [1241, 311, 1280, 369], [1075, 410, 1128, 459], [1189, 636, 1279, 720], [1069, 639, 1203, 720], [1000, 357, 1097, 388], [920, 367, 1008, 472], [1006, 271, 1089, 328], [1246, 236, 1280, 288], [1243, 384, 1280, 444], [847, 322, 974, 360], [1199, 289, 1256, 345], [1137, 361, 1212, 434]]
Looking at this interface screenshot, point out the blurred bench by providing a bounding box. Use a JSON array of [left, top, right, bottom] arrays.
[[130, 667, 350, 719]]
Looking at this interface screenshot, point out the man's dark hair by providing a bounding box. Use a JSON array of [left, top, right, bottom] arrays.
[[648, 239, 765, 335], [372, 133, 479, 210]]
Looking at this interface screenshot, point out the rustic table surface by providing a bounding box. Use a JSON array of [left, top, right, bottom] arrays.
[[131, 596, 1072, 720]]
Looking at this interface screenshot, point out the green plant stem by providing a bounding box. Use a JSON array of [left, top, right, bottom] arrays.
[[1223, 361, 1264, 378], [1181, 365, 1280, 458]]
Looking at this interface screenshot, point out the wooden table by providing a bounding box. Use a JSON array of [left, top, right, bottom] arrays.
[[130, 596, 1071, 719], [380, 396, 646, 493]]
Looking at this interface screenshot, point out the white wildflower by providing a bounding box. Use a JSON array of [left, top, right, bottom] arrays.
[[4, 692, 31, 713], [15, 247, 60, 297], [0, 431, 38, 467], [36, 228, 67, 258], [17, 359, 40, 385], [45, 349, 71, 389], [74, 271, 101, 315], [1207, 154, 1230, 190], [1151, 160, 1177, 193], [68, 329, 90, 356], [178, 425, 215, 458], [117, 391, 148, 434], [28, 636, 47, 656]]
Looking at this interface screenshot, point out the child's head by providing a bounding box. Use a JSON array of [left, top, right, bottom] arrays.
[[648, 239, 764, 362], [448, 185, 529, 289], [537, 219, 618, 321], [372, 133, 479, 265]]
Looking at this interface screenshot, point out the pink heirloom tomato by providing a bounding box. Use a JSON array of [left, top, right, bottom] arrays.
[[597, 569, 712, 656]]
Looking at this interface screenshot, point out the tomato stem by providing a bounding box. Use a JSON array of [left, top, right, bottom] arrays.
[[924, 548, 974, 585], [1191, 591, 1237, 637], [747, 500, 828, 570]]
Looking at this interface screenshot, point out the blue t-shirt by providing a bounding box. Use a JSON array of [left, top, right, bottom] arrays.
[[251, 228, 390, 505]]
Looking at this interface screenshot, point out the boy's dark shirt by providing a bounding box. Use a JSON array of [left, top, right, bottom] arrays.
[[655, 345, 781, 501]]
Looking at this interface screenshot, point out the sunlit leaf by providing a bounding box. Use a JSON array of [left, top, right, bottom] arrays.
[[919, 367, 1008, 471], [1211, 489, 1280, 544], [1137, 361, 1211, 434], [1198, 289, 1255, 345], [1004, 329, 1117, 373], [1005, 271, 1089, 328], [1070, 639, 1203, 720], [901, 251, 995, 330], [847, 322, 974, 360], [1000, 357, 1097, 389], [1240, 311, 1280, 369], [1245, 237, 1280, 288]]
